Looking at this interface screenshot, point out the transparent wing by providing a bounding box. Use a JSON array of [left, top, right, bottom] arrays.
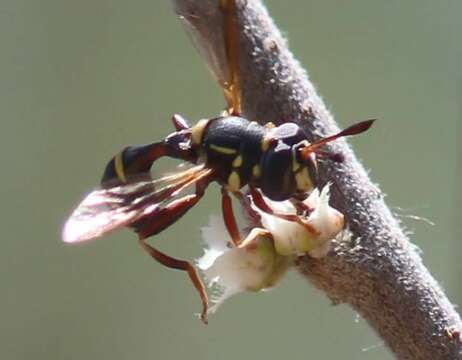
[[176, 0, 241, 114], [177, 9, 230, 94], [62, 164, 212, 243]]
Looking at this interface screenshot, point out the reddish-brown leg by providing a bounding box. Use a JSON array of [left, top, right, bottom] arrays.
[[232, 191, 262, 224], [249, 188, 320, 236], [290, 198, 314, 216], [135, 178, 211, 239], [135, 179, 212, 324], [237, 227, 271, 248], [138, 238, 209, 324], [221, 188, 242, 246], [135, 194, 202, 239]]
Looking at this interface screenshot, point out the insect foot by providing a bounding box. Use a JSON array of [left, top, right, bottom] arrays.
[[197, 185, 344, 317]]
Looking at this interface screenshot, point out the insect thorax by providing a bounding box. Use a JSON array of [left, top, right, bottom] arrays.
[[193, 116, 316, 199], [199, 116, 265, 191]]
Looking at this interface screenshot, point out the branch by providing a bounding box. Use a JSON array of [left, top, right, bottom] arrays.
[[171, 1, 462, 358]]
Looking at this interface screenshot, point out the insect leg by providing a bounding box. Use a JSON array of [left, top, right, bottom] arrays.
[[290, 197, 314, 216], [221, 188, 242, 246], [249, 188, 320, 237], [138, 238, 209, 324], [237, 227, 271, 249], [134, 177, 212, 239], [232, 191, 262, 224]]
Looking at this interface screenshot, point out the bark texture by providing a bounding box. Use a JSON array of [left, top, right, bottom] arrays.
[[171, 1, 462, 358]]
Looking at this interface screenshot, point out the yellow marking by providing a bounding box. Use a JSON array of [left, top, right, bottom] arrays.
[[292, 156, 301, 172], [191, 118, 211, 145], [210, 144, 237, 155], [232, 155, 243, 167], [264, 122, 275, 129], [252, 165, 261, 178], [261, 135, 273, 152], [292, 140, 309, 172], [227, 171, 241, 191], [114, 152, 127, 183], [295, 167, 313, 192]]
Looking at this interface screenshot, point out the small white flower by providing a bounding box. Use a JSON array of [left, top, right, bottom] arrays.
[[197, 185, 344, 315], [197, 216, 292, 314], [259, 184, 344, 257]]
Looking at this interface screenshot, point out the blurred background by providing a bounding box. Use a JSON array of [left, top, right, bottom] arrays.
[[1, 0, 460, 359]]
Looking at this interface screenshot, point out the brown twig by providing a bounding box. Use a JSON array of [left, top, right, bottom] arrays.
[[171, 1, 462, 358]]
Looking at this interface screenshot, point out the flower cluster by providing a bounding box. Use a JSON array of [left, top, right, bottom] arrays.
[[197, 185, 344, 315]]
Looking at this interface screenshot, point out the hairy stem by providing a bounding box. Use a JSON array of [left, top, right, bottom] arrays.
[[171, 1, 462, 358]]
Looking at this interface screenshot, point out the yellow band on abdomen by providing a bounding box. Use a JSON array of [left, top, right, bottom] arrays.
[[114, 152, 127, 183]]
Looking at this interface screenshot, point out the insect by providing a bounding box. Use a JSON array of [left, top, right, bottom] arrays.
[[63, 0, 374, 323]]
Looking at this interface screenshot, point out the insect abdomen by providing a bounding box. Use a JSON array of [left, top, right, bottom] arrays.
[[101, 145, 154, 187]]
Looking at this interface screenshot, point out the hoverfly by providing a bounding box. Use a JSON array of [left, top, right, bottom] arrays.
[[63, 0, 374, 323]]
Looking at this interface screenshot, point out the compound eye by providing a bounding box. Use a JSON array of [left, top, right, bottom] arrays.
[[260, 142, 296, 201]]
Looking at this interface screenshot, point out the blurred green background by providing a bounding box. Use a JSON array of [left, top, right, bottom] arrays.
[[1, 1, 460, 359]]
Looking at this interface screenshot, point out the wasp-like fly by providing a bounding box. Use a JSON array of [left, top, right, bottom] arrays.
[[63, 0, 374, 323]]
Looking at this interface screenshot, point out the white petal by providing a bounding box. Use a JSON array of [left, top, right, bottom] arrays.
[[304, 184, 344, 243], [257, 184, 344, 257], [197, 215, 229, 271], [198, 216, 291, 314], [260, 211, 318, 256]]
